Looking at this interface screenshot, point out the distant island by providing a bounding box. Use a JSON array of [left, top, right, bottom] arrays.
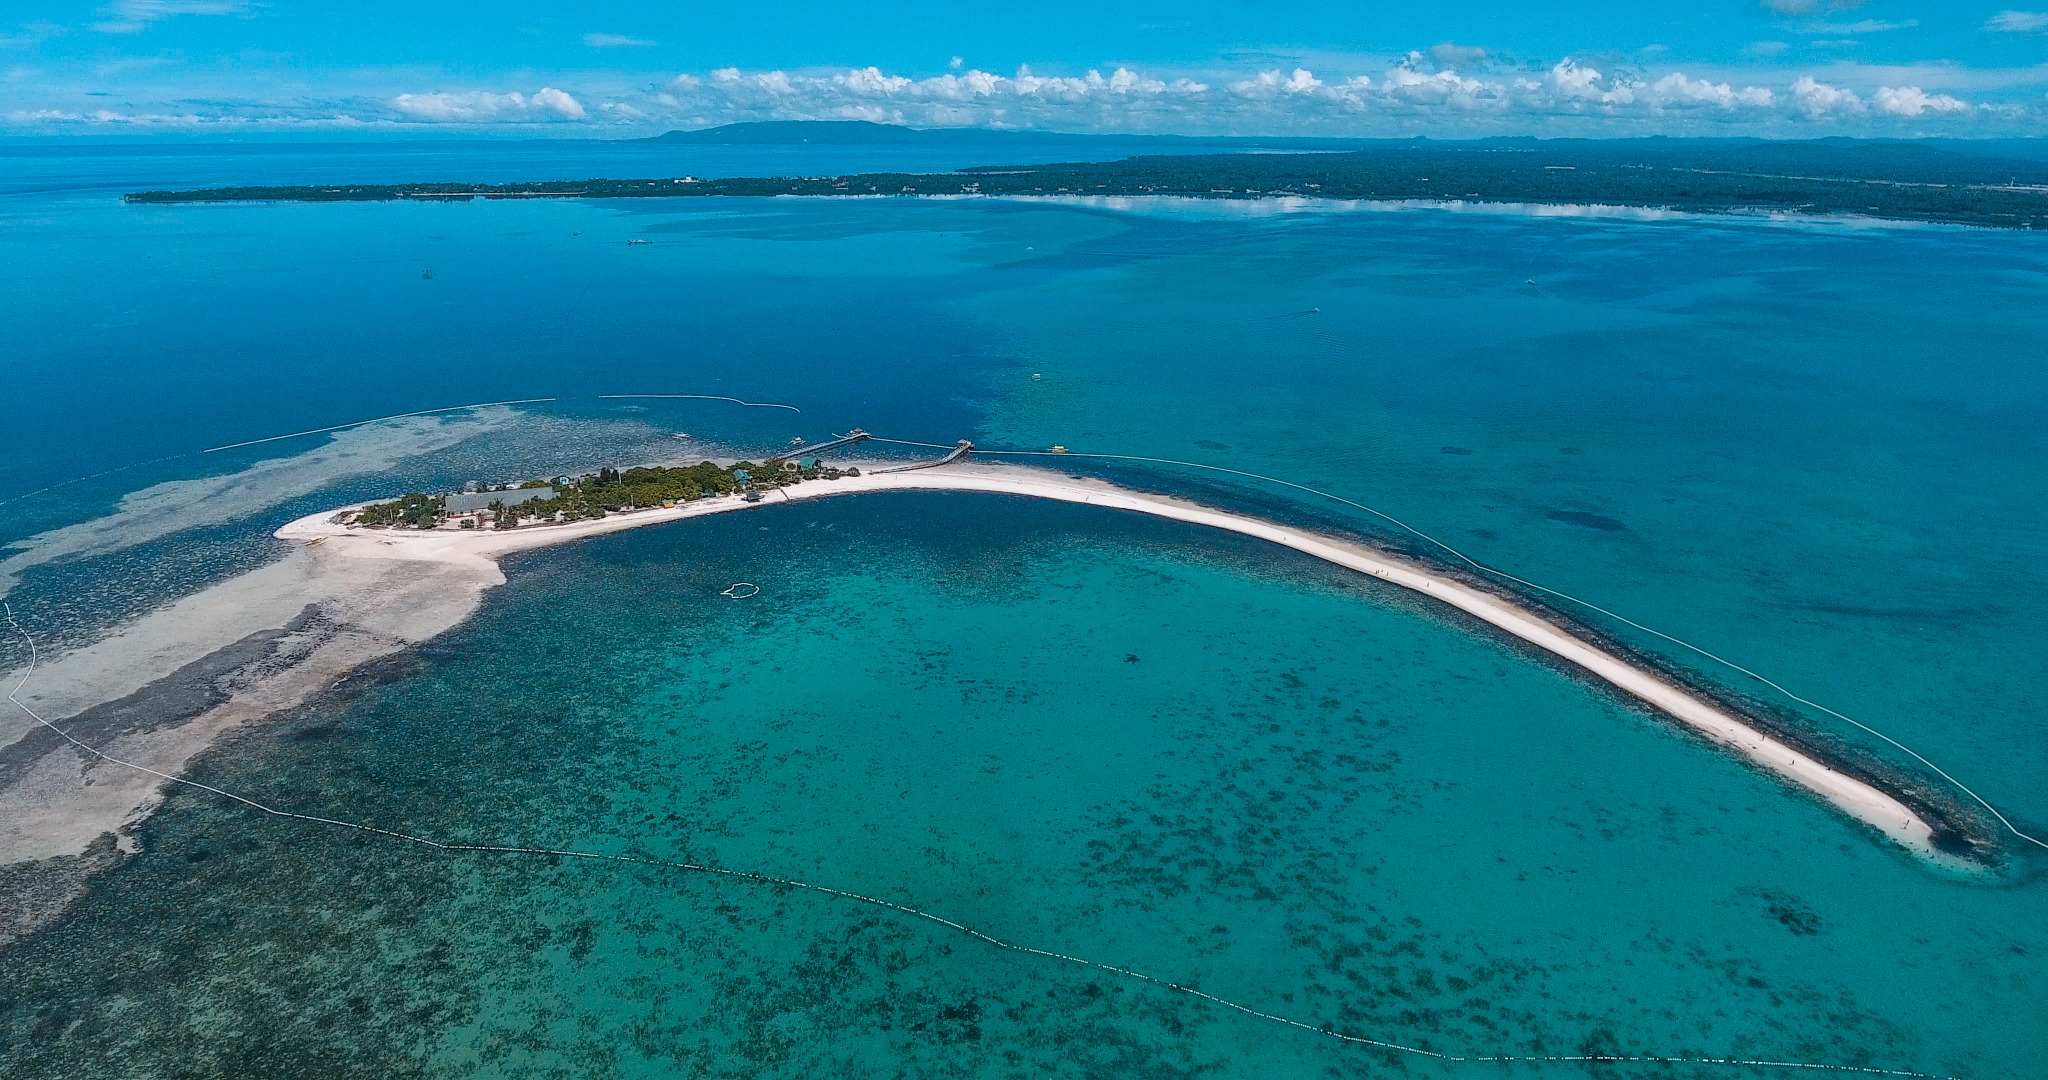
[[124, 135, 2048, 228]]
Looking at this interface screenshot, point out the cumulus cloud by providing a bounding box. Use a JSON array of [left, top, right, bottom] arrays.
[[641, 57, 1830, 130], [1651, 73, 1776, 108], [1874, 85, 1969, 115], [1987, 10, 2048, 31], [632, 60, 2009, 132], [1427, 42, 1490, 69], [1791, 74, 1864, 114], [726, 63, 1202, 105], [1382, 64, 1489, 106], [1548, 59, 1637, 105], [1233, 68, 1324, 97], [584, 32, 655, 48], [392, 87, 586, 122], [8, 52, 2039, 135]]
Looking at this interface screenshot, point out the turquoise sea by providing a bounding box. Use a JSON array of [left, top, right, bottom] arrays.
[[1, 141, 2044, 1078]]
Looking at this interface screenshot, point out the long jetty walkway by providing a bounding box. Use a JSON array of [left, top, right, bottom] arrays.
[[785, 429, 871, 457], [876, 439, 973, 473]]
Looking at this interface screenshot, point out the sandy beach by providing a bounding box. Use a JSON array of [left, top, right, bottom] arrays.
[[275, 462, 1950, 859], [0, 459, 1958, 943]]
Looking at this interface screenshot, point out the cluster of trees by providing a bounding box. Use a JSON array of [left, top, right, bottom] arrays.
[[354, 459, 858, 530], [506, 462, 770, 525], [355, 492, 443, 528], [583, 463, 754, 507]]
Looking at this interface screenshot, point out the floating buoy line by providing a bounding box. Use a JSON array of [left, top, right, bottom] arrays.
[[720, 582, 760, 599], [0, 604, 1961, 1078]]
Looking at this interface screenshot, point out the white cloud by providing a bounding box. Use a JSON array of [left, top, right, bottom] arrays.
[[1548, 58, 1638, 105], [1382, 57, 1496, 107], [1427, 42, 1490, 69], [392, 87, 586, 122], [839, 66, 911, 94], [93, 0, 244, 33], [531, 87, 584, 118], [1650, 73, 1776, 108], [631, 60, 2032, 133], [0, 21, 65, 48], [1874, 85, 1970, 115], [1763, 0, 1869, 12], [584, 33, 655, 48], [1791, 74, 1865, 114], [1233, 68, 1323, 97], [1803, 18, 1917, 33], [10, 51, 2044, 136], [1987, 10, 2048, 32]]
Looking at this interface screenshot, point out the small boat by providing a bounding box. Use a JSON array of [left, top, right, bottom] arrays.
[[1050, 445, 1068, 454], [672, 432, 691, 440]]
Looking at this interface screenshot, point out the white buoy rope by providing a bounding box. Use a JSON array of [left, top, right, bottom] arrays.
[[862, 436, 2046, 855], [720, 582, 760, 599], [0, 605, 1961, 1078], [200, 398, 560, 454], [599, 393, 802, 413]]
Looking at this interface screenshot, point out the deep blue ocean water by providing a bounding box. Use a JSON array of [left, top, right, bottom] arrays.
[[1, 141, 2043, 1078]]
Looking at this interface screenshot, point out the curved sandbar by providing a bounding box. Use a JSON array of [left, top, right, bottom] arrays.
[[278, 461, 1953, 862]]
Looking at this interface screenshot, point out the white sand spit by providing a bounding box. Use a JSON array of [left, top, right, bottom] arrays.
[[275, 462, 1951, 861], [0, 459, 1956, 947]]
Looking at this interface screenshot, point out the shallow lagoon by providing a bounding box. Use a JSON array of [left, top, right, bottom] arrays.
[[6, 495, 2040, 1078]]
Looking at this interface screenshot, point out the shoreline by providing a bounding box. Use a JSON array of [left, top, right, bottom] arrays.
[[278, 461, 1961, 864]]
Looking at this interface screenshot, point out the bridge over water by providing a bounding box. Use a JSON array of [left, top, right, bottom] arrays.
[[782, 429, 871, 458], [875, 440, 973, 473]]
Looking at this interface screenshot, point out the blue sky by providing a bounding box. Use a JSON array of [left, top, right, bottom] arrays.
[[5, 0, 2047, 136]]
